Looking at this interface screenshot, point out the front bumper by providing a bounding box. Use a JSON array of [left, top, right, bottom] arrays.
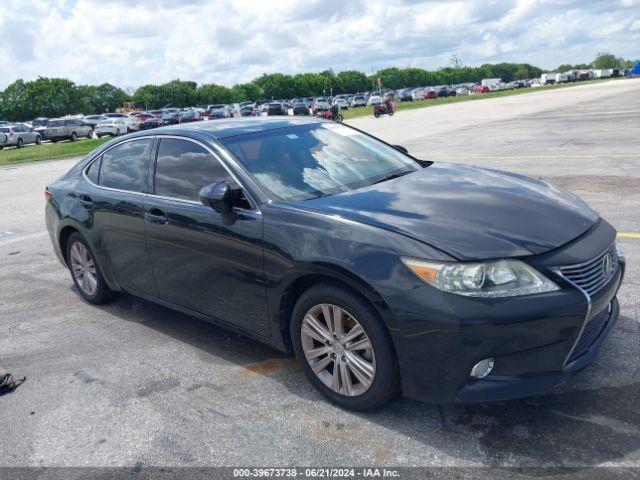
[[383, 220, 624, 403]]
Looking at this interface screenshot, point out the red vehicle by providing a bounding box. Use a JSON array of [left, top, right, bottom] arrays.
[[373, 98, 396, 118], [315, 105, 343, 123], [133, 112, 158, 122], [423, 90, 437, 99], [473, 85, 490, 94]]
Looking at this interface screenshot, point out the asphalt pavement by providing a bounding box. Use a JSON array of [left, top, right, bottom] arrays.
[[1, 79, 639, 471]]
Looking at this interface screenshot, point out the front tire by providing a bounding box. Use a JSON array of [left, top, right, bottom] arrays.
[[70, 132, 77, 142], [291, 283, 399, 410], [66, 232, 115, 305], [35, 135, 42, 145]]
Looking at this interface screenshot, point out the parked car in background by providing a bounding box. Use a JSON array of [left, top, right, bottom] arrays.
[[84, 115, 109, 132], [292, 100, 310, 115], [140, 117, 165, 130], [367, 94, 383, 106], [208, 105, 230, 120], [95, 118, 127, 137], [311, 98, 331, 114], [332, 98, 349, 110], [267, 102, 288, 116], [178, 111, 201, 123], [472, 85, 490, 94], [46, 118, 92, 142], [397, 89, 414, 102], [350, 95, 367, 108], [133, 112, 158, 122], [32, 117, 50, 140], [423, 90, 437, 99], [240, 105, 256, 117], [455, 86, 469, 96], [0, 124, 42, 149], [161, 111, 180, 125], [104, 113, 140, 132], [411, 88, 424, 101]]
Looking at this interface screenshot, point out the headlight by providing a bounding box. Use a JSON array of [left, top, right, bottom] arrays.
[[401, 257, 559, 298]]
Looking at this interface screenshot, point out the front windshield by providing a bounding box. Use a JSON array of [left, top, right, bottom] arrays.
[[221, 123, 420, 202]]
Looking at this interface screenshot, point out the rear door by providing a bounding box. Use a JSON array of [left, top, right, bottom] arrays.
[[81, 137, 158, 296], [143, 136, 269, 336]]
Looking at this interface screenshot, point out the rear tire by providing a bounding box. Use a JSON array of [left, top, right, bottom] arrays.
[[16, 138, 24, 148], [70, 132, 77, 142], [290, 283, 399, 410], [374, 110, 380, 118], [66, 232, 115, 305]]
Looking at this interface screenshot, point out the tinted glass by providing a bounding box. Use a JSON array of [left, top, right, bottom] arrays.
[[99, 139, 152, 192], [86, 158, 101, 184], [48, 120, 64, 127], [154, 138, 231, 202], [221, 123, 419, 201]]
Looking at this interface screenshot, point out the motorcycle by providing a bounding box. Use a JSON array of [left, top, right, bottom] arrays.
[[315, 105, 343, 123], [374, 100, 396, 118]]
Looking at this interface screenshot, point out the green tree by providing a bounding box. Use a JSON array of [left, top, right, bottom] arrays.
[[78, 83, 128, 113], [592, 52, 620, 69], [0, 77, 82, 121], [335, 70, 369, 93], [197, 83, 237, 104], [254, 73, 296, 99]]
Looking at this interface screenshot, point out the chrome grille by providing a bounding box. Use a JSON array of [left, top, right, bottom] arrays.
[[557, 244, 618, 297]]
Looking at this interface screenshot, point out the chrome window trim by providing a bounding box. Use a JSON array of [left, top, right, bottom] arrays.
[[82, 134, 259, 212], [82, 135, 156, 196]]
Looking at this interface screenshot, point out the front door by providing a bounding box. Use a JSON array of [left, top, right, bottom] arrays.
[[143, 137, 269, 336]]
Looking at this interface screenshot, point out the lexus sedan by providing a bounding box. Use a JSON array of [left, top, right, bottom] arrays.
[[45, 118, 624, 410]]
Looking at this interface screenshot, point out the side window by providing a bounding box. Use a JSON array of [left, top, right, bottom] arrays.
[[154, 138, 232, 202], [99, 139, 152, 192], [86, 157, 101, 184]]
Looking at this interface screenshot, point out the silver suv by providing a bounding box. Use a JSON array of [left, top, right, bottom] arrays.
[[0, 124, 42, 149], [45, 118, 92, 142]]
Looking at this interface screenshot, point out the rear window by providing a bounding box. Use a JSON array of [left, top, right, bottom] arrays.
[[0, 127, 8, 133]]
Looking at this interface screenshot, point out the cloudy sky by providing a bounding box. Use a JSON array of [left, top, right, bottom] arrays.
[[1, 0, 638, 90]]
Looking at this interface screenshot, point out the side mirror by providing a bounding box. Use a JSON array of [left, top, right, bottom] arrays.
[[393, 145, 408, 154], [199, 181, 234, 214]]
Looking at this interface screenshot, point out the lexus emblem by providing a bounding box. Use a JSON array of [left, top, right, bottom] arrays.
[[602, 252, 614, 279]]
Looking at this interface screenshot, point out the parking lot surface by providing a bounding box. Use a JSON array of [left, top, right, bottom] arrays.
[[1, 80, 639, 470]]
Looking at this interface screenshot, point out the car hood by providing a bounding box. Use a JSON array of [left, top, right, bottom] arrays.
[[295, 163, 598, 260]]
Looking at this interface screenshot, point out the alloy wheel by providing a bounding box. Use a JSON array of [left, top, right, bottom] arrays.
[[300, 303, 376, 396], [69, 241, 97, 296]]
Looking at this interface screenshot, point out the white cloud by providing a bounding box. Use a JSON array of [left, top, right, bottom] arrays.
[[0, 0, 638, 90]]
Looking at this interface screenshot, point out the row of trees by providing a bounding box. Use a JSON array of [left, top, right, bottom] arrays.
[[0, 63, 541, 121], [0, 53, 635, 121], [556, 51, 636, 73]]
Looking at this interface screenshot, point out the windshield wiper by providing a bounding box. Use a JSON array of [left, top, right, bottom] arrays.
[[373, 170, 413, 185]]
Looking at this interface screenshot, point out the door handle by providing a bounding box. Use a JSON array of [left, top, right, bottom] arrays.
[[145, 209, 169, 225], [79, 195, 94, 208]]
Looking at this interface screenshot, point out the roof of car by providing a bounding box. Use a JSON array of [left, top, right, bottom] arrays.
[[151, 117, 320, 140]]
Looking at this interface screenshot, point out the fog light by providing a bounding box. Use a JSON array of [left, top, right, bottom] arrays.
[[470, 358, 494, 379]]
